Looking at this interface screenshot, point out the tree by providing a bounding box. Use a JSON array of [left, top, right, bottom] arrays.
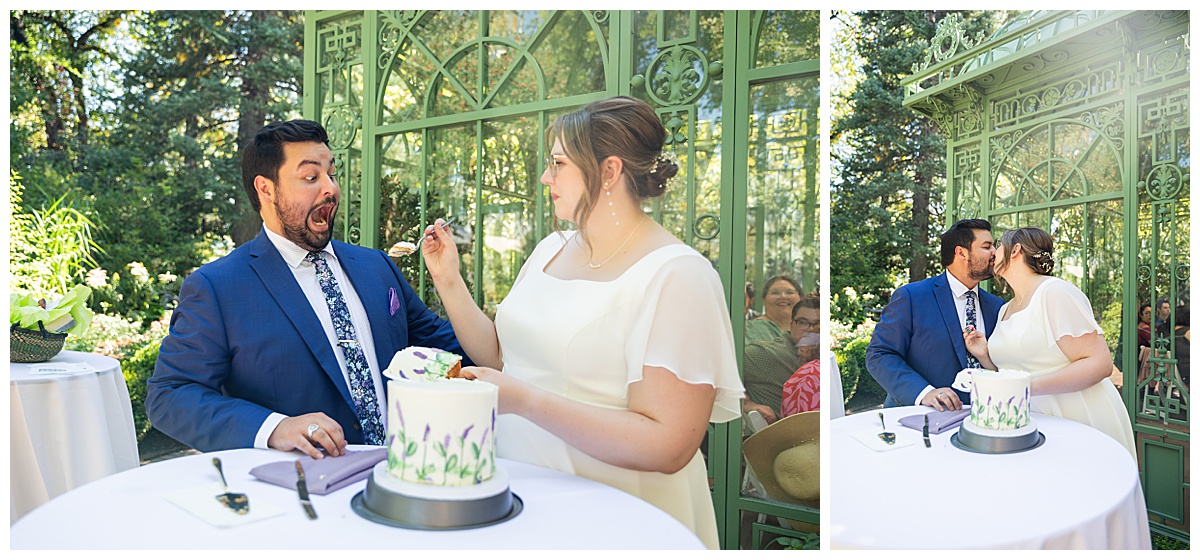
[[831, 10, 1004, 324], [10, 10, 303, 284]]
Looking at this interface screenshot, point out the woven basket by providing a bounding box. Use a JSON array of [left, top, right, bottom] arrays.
[[10, 322, 68, 363]]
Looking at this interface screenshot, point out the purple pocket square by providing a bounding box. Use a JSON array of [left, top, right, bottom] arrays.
[[249, 448, 386, 495], [388, 287, 400, 316]]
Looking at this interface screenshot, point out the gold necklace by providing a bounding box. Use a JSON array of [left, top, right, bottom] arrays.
[[588, 215, 647, 269]]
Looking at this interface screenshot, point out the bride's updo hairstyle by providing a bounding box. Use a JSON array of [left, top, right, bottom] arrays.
[[997, 226, 1056, 276], [546, 96, 679, 244]]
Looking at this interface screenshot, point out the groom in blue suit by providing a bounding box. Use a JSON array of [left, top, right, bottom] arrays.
[[147, 120, 464, 459], [867, 219, 1005, 411]]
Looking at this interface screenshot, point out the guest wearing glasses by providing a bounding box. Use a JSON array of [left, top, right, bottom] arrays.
[[743, 296, 819, 423], [745, 275, 802, 342]]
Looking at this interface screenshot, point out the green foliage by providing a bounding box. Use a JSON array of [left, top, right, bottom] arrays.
[[832, 318, 880, 407], [769, 533, 819, 550], [9, 172, 103, 295], [122, 339, 163, 439], [831, 11, 1005, 317], [1151, 532, 1188, 550], [11, 10, 303, 282], [85, 263, 181, 328]]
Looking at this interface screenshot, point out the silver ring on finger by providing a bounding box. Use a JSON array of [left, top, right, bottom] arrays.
[[939, 392, 947, 398], [307, 423, 320, 438]]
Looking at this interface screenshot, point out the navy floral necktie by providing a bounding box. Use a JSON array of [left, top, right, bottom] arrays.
[[306, 251, 385, 445], [965, 290, 982, 369]]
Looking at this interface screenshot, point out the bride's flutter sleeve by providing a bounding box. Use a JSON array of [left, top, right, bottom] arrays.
[[624, 252, 745, 423], [1041, 278, 1104, 348]]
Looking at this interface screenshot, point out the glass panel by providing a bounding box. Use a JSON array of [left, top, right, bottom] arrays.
[[487, 43, 539, 108], [424, 125, 478, 313], [755, 10, 819, 67], [487, 10, 545, 46], [740, 75, 819, 508], [423, 11, 478, 60], [384, 34, 440, 123], [530, 11, 607, 99], [379, 132, 425, 284], [480, 116, 540, 319], [662, 10, 692, 43], [1086, 200, 1124, 364]]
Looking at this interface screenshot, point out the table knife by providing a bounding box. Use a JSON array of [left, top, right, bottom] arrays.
[[295, 460, 317, 520], [923, 414, 931, 448]]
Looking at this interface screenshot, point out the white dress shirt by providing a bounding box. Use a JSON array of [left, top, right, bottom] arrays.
[[914, 271, 989, 405], [254, 226, 387, 448]]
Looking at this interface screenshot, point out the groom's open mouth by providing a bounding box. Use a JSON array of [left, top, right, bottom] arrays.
[[309, 201, 337, 232]]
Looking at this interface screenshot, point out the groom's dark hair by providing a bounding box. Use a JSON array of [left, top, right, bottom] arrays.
[[241, 119, 330, 213], [939, 219, 992, 266]]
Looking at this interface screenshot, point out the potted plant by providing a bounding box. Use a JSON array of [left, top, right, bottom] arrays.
[[10, 285, 94, 363]]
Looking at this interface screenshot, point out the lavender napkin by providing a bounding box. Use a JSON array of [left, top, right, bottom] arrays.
[[897, 409, 971, 435], [249, 448, 387, 495]]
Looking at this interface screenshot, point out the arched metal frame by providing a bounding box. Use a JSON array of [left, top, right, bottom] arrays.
[[905, 10, 1190, 542], [304, 10, 820, 549]]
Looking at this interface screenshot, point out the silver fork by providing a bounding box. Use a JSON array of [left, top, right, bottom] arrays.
[[414, 217, 456, 252]]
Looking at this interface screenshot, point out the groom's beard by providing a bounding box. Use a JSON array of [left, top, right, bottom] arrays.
[[968, 256, 995, 281]]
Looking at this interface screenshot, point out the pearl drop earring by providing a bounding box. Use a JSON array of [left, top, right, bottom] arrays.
[[606, 181, 619, 225]]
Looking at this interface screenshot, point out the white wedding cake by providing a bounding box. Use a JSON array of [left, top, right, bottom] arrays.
[[379, 347, 497, 488], [954, 368, 1036, 438]]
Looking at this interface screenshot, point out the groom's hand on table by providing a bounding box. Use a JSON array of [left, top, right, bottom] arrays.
[[921, 388, 963, 412], [268, 413, 348, 459]]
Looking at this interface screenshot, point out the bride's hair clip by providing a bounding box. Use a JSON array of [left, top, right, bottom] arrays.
[[648, 151, 679, 190], [1034, 250, 1054, 273], [648, 151, 678, 173]]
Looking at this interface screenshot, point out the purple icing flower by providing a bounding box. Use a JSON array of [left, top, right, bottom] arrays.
[[423, 423, 431, 442], [414, 350, 428, 359], [443, 434, 451, 450], [462, 425, 474, 440]]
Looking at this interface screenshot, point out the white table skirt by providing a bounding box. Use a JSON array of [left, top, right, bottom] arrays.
[[10, 447, 704, 549], [829, 406, 1151, 549], [10, 350, 140, 523]]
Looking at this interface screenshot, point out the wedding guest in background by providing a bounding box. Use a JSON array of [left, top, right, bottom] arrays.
[[745, 276, 802, 342], [1138, 302, 1154, 349], [867, 219, 1004, 411], [744, 297, 817, 423], [745, 281, 761, 321], [781, 332, 821, 418], [1156, 297, 1172, 331], [1173, 304, 1189, 388], [146, 119, 465, 459]]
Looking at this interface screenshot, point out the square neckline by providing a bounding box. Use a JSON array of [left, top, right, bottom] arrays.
[[539, 230, 688, 284], [998, 276, 1058, 322]]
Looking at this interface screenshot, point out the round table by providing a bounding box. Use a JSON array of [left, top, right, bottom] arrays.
[[829, 406, 1151, 549], [10, 447, 704, 549], [9, 350, 140, 523]]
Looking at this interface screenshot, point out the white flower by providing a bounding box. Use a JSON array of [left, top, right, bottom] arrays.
[[842, 286, 858, 299], [127, 262, 150, 280], [85, 268, 109, 288], [157, 273, 177, 283]]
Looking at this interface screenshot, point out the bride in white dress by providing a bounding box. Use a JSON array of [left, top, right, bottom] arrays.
[[965, 227, 1136, 457], [418, 96, 744, 549]]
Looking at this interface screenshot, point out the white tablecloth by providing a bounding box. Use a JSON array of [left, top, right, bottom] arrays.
[[10, 447, 704, 549], [9, 350, 140, 523], [829, 406, 1151, 549]]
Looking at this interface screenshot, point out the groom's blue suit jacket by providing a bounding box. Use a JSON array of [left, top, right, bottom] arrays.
[[866, 273, 1004, 406], [146, 230, 464, 452]]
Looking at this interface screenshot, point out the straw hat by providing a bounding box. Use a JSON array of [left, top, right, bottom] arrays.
[[743, 410, 819, 507]]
